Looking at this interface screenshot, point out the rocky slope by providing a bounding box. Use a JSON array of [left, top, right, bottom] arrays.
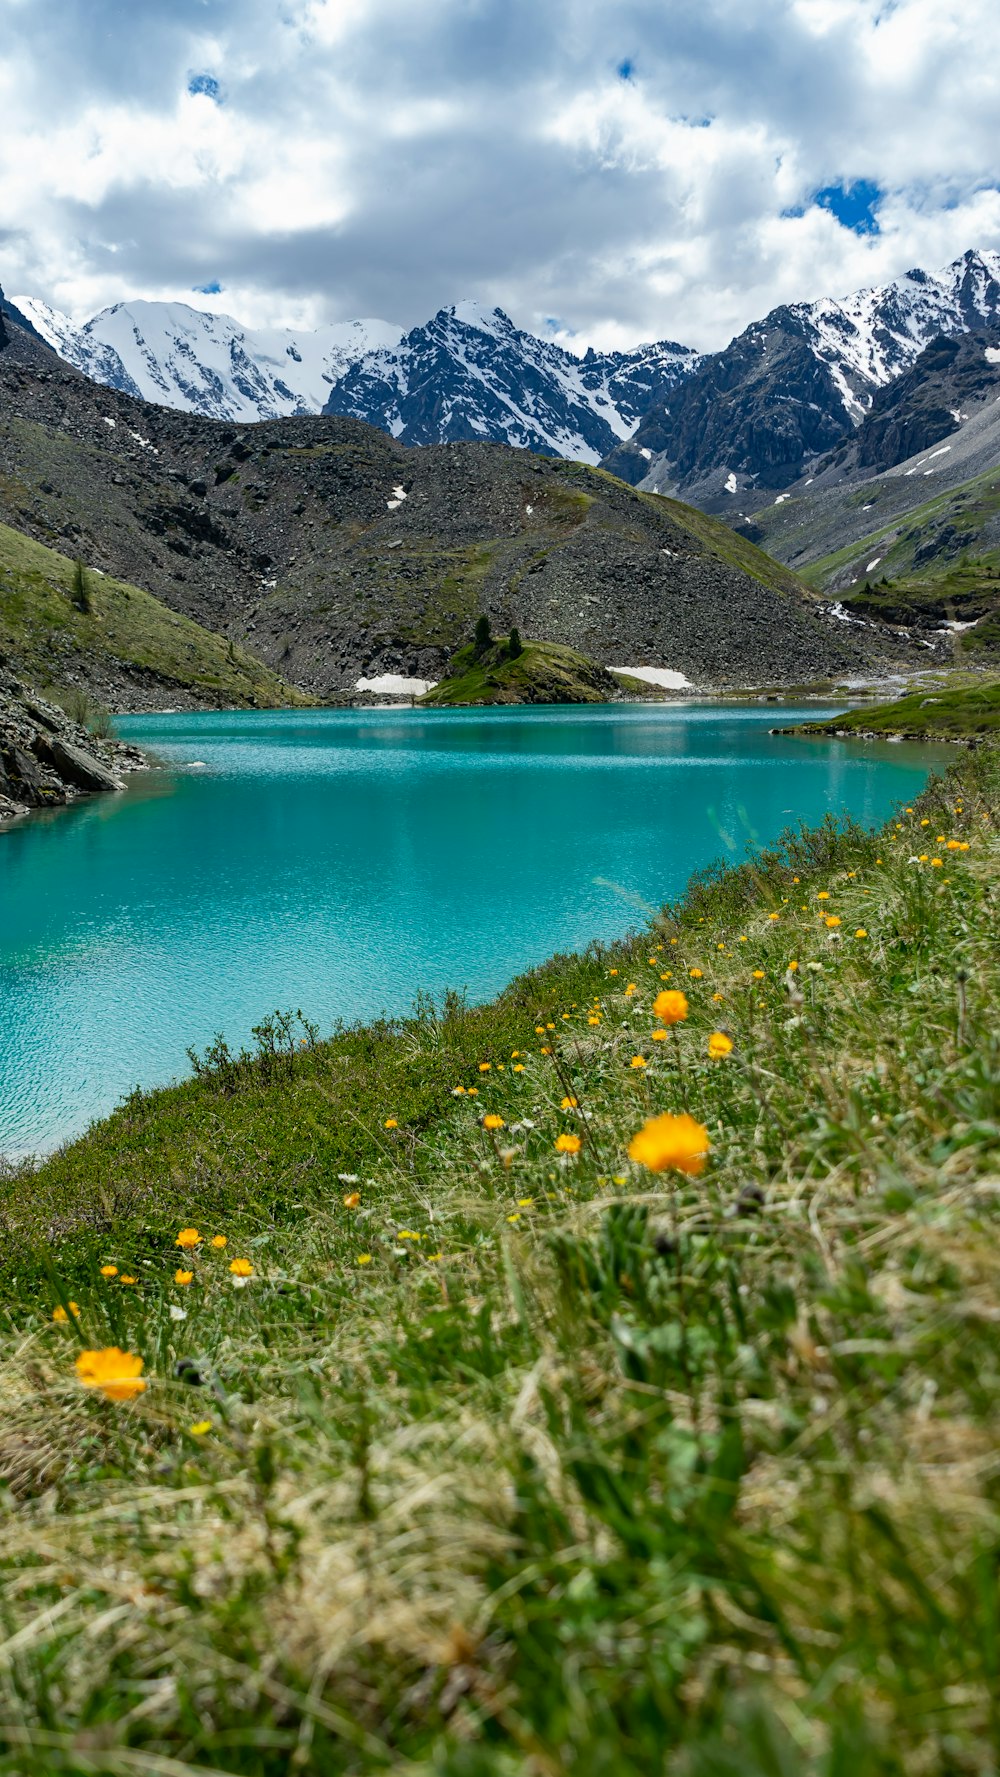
[[323, 302, 697, 462], [606, 249, 1000, 501], [0, 670, 147, 823]]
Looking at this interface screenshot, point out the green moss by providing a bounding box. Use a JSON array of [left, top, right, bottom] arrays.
[[0, 521, 313, 707]]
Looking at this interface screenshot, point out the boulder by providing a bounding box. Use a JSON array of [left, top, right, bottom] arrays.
[[32, 733, 124, 793]]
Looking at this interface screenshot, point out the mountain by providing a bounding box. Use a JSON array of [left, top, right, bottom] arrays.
[[13, 295, 404, 423], [605, 249, 1000, 501], [0, 294, 900, 699], [323, 301, 698, 463]]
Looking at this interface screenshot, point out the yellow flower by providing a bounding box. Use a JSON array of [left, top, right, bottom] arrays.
[[75, 1347, 146, 1403], [540, 1045, 552, 1055], [453, 1085, 466, 1095], [426, 1252, 444, 1262], [651, 1029, 667, 1042], [788, 960, 799, 972], [175, 1228, 201, 1249], [689, 967, 703, 979], [52, 1302, 80, 1323], [930, 858, 943, 868], [518, 1198, 535, 1208], [752, 969, 765, 980], [483, 1113, 505, 1130], [707, 1032, 733, 1059], [825, 915, 841, 928], [608, 968, 619, 976], [384, 1117, 398, 1128], [211, 1235, 228, 1249], [189, 1420, 212, 1437], [712, 991, 725, 1002], [535, 1025, 546, 1034], [560, 1096, 579, 1109], [356, 1253, 372, 1265], [630, 1055, 648, 1069], [513, 1062, 526, 1071], [468, 1086, 479, 1095], [555, 1133, 582, 1155], [920, 818, 930, 826], [854, 928, 868, 939], [100, 1265, 118, 1278], [625, 983, 637, 996], [120, 1276, 137, 1286], [738, 936, 748, 943], [174, 1269, 194, 1286], [343, 1191, 361, 1207], [479, 1062, 491, 1072], [628, 1113, 710, 1175], [817, 891, 830, 901], [768, 912, 779, 922], [546, 1022, 555, 1030], [229, 1258, 253, 1278], [587, 1016, 601, 1026], [792, 876, 800, 884], [653, 989, 688, 1025]]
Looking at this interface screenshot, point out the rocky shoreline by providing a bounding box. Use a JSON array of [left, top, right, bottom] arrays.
[[0, 671, 149, 825]]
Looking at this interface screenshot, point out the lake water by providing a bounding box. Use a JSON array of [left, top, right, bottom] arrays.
[[0, 704, 948, 1157]]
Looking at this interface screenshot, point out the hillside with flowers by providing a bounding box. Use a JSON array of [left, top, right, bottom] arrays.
[[1, 746, 999, 1773]]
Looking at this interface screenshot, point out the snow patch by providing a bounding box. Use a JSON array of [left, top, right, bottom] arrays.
[[640, 447, 652, 460], [773, 493, 790, 506], [355, 674, 437, 696], [611, 665, 691, 689], [986, 346, 1000, 364], [866, 558, 882, 572], [724, 472, 738, 493]]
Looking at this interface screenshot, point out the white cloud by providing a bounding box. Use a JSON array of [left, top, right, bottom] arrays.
[[1, 0, 999, 352]]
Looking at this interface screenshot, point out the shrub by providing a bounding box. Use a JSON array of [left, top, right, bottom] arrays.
[[473, 614, 492, 654], [70, 558, 93, 613], [508, 626, 523, 658]]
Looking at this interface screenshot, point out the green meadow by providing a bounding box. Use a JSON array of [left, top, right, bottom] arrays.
[[1, 747, 999, 1775]]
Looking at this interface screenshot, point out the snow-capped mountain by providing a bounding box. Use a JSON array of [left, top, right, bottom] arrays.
[[323, 301, 699, 463], [13, 296, 404, 423], [604, 248, 1000, 498]]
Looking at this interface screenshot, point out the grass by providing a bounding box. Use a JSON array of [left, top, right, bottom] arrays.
[[1, 749, 1000, 1773], [793, 678, 1000, 738], [419, 637, 616, 705], [0, 521, 312, 707]]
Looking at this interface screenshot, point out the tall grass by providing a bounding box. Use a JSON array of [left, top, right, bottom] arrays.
[[0, 749, 998, 1774]]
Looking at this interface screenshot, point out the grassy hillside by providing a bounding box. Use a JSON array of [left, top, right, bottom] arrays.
[[793, 675, 1000, 737], [1, 747, 999, 1772], [420, 634, 621, 705], [0, 520, 312, 707], [786, 467, 1000, 655]]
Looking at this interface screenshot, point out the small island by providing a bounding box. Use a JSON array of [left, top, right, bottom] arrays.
[[419, 617, 628, 706]]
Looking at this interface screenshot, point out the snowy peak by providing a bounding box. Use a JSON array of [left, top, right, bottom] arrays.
[[323, 303, 699, 462], [607, 246, 1000, 499], [14, 295, 403, 423], [793, 247, 1000, 417]]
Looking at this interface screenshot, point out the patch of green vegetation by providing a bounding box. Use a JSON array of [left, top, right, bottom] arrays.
[[801, 466, 1000, 595], [793, 677, 1000, 737], [421, 633, 617, 704], [0, 521, 312, 707], [2, 748, 1000, 1771], [640, 486, 811, 600]]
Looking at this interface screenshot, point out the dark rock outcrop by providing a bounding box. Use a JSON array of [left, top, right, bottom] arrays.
[[0, 672, 146, 823]]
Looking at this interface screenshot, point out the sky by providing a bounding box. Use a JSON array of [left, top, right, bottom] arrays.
[[1, 0, 999, 355]]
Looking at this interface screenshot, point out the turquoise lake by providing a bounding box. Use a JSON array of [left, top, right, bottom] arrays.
[[0, 703, 948, 1157]]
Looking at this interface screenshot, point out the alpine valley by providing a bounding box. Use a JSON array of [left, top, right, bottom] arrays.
[[3, 246, 1000, 720]]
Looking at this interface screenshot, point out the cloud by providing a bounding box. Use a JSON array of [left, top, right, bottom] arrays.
[[0, 0, 999, 352]]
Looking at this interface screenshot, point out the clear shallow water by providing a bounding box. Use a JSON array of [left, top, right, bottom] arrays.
[[0, 704, 948, 1156]]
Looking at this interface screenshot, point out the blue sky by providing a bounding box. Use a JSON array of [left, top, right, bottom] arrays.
[[0, 0, 998, 352]]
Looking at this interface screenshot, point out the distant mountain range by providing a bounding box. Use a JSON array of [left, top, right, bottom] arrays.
[[10, 248, 1000, 500], [609, 248, 1000, 501]]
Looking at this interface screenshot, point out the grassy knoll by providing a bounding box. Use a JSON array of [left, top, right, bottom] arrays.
[[2, 751, 1000, 1773], [794, 676, 1000, 738], [420, 635, 620, 705], [0, 521, 311, 707]]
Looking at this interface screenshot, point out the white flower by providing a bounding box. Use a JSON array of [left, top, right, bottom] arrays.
[[231, 1275, 251, 1289], [169, 1305, 187, 1322], [337, 1173, 359, 1184]]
